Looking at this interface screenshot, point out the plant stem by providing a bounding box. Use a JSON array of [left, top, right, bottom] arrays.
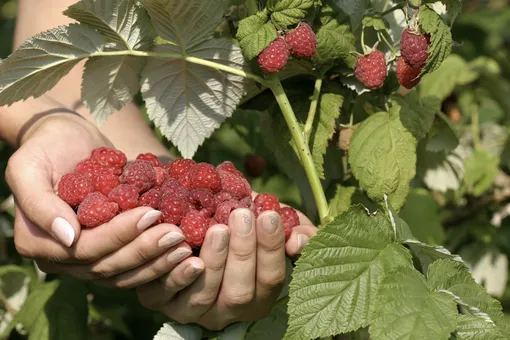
[[471, 103, 481, 150], [304, 77, 323, 143], [382, 3, 404, 16], [247, 0, 259, 15], [268, 79, 330, 225]]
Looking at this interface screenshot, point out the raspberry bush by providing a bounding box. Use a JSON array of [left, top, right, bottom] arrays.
[[2, 0, 510, 340]]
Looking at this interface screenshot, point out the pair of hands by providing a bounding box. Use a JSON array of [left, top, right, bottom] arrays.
[[5, 114, 317, 330]]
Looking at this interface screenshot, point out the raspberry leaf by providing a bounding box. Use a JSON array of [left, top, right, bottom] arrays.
[[284, 205, 413, 339], [140, 40, 248, 158], [82, 55, 145, 124], [153, 322, 203, 340], [63, 0, 155, 49], [314, 19, 356, 67], [424, 112, 459, 154], [328, 184, 356, 216], [331, 0, 369, 31], [463, 149, 499, 197], [404, 239, 465, 273], [244, 299, 289, 340], [0, 25, 104, 106], [362, 15, 389, 31], [456, 315, 509, 340], [369, 267, 458, 340], [267, 0, 314, 28], [237, 12, 278, 60]]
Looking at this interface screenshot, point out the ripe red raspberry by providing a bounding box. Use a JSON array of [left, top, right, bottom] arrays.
[[189, 189, 216, 217], [355, 50, 387, 90], [139, 188, 161, 209], [57, 172, 94, 207], [108, 184, 139, 211], [278, 207, 300, 240], [217, 161, 244, 178], [91, 147, 127, 175], [160, 178, 189, 201], [180, 211, 208, 248], [178, 172, 191, 189], [189, 163, 222, 193], [219, 170, 251, 199], [136, 153, 161, 167], [77, 192, 119, 228], [214, 199, 241, 225], [92, 168, 120, 196], [239, 196, 257, 216], [75, 159, 105, 179], [400, 28, 430, 70], [254, 193, 280, 215], [206, 218, 218, 228], [244, 154, 266, 178], [258, 37, 290, 73], [396, 58, 422, 89], [154, 167, 168, 187], [120, 160, 156, 193], [166, 159, 196, 180], [285, 23, 317, 58], [215, 191, 233, 205], [159, 196, 189, 225]]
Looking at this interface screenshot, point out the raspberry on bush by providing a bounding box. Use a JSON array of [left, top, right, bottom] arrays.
[[355, 50, 387, 90], [257, 37, 290, 73], [400, 28, 430, 70], [285, 23, 317, 58]]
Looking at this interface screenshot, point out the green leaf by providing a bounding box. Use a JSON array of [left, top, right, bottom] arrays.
[[267, 0, 314, 28], [140, 0, 227, 50], [314, 19, 356, 67], [418, 5, 453, 74], [463, 149, 499, 197], [332, 0, 369, 30], [153, 322, 203, 340], [82, 55, 145, 124], [0, 266, 31, 337], [13, 279, 88, 340], [349, 108, 417, 210], [425, 112, 459, 154], [404, 239, 465, 273], [328, 184, 356, 216], [424, 0, 463, 23], [64, 0, 155, 49], [362, 15, 388, 31], [399, 188, 445, 245], [369, 267, 458, 340], [140, 40, 248, 158], [311, 92, 343, 179], [0, 24, 104, 106], [245, 299, 289, 340], [455, 314, 508, 340], [236, 13, 277, 60], [285, 205, 413, 339]]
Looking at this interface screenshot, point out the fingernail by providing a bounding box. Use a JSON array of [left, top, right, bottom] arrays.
[[296, 234, 309, 254], [137, 210, 162, 230], [51, 217, 75, 247], [158, 231, 185, 248], [168, 248, 192, 262], [234, 210, 253, 236], [212, 227, 229, 252], [262, 213, 279, 234], [185, 264, 203, 278]]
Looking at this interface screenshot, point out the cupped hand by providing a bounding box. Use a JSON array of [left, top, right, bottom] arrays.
[[137, 208, 317, 330], [7, 114, 192, 287]]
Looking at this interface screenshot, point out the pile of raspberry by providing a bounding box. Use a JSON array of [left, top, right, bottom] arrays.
[[57, 147, 300, 248]]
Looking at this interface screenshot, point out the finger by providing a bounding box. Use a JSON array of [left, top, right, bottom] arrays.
[[101, 242, 193, 288], [7, 150, 81, 247], [137, 257, 204, 310], [285, 224, 317, 256], [169, 224, 230, 319]]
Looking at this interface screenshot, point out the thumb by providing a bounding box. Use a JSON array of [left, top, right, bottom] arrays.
[[6, 153, 81, 247]]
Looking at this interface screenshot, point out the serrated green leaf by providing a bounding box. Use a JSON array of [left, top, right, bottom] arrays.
[[267, 0, 314, 28], [425, 112, 459, 154], [391, 90, 438, 140], [419, 5, 453, 74], [424, 0, 463, 23], [362, 15, 388, 31], [154, 322, 203, 340], [82, 55, 145, 124], [405, 239, 465, 273], [349, 108, 417, 210], [140, 0, 227, 51], [314, 19, 356, 67], [64, 0, 155, 49], [455, 314, 508, 340], [236, 13, 277, 60], [284, 205, 413, 339], [463, 149, 499, 197], [332, 0, 369, 30], [140, 40, 247, 158], [328, 184, 355, 216], [0, 24, 104, 106]]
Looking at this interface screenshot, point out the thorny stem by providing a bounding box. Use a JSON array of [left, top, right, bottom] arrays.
[[472, 103, 481, 150], [268, 78, 330, 225], [304, 77, 324, 143]]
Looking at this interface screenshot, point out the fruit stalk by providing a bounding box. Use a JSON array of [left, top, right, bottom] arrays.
[[267, 78, 329, 226], [304, 76, 323, 143]]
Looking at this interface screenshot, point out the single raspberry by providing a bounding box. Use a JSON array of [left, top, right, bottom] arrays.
[[239, 196, 257, 216], [257, 37, 290, 73], [278, 207, 300, 240], [189, 189, 216, 217], [254, 193, 280, 214], [178, 172, 191, 189], [218, 170, 251, 199], [92, 168, 120, 196], [400, 28, 430, 70], [159, 196, 189, 225], [160, 178, 189, 201], [396, 58, 422, 89], [119, 160, 156, 193], [75, 159, 105, 179], [206, 217, 218, 228], [154, 167, 168, 187], [214, 199, 241, 225], [136, 153, 161, 167], [139, 188, 161, 209], [57, 172, 94, 207], [108, 184, 140, 211], [244, 154, 266, 178], [77, 192, 119, 228], [180, 211, 208, 248], [217, 161, 244, 178], [284, 23, 317, 58], [355, 50, 387, 90], [91, 147, 127, 175], [189, 163, 222, 193], [166, 159, 196, 180]]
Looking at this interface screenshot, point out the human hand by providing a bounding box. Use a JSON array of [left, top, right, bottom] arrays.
[[7, 114, 192, 288], [137, 208, 317, 330]]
